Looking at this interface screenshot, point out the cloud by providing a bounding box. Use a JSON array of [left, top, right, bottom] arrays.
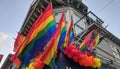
[[0, 32, 9, 45], [0, 32, 14, 65]]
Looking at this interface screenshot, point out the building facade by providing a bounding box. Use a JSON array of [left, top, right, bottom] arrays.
[[2, 0, 120, 69]]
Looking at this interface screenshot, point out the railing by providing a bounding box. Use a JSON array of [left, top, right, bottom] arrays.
[[73, 10, 120, 68], [87, 11, 104, 24]]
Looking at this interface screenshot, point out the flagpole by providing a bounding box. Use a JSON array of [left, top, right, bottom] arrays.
[[49, 0, 58, 25], [69, 8, 76, 45]]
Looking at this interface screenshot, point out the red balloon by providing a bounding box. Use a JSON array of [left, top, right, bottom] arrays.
[[79, 50, 83, 55], [71, 45, 77, 50], [68, 53, 73, 58], [73, 50, 80, 57], [73, 56, 79, 63], [64, 48, 71, 55], [66, 46, 71, 51], [71, 49, 77, 56], [78, 54, 83, 61], [79, 54, 87, 66]]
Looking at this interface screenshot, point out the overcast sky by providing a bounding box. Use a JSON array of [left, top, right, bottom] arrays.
[[0, 0, 32, 65], [0, 0, 120, 66], [83, 0, 120, 38]]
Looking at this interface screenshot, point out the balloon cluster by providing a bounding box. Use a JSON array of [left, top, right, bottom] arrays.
[[79, 54, 95, 67], [33, 57, 44, 69], [64, 44, 101, 68], [26, 57, 45, 69], [64, 44, 83, 63]]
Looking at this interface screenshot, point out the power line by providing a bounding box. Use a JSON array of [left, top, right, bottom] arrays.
[[97, 0, 115, 14]]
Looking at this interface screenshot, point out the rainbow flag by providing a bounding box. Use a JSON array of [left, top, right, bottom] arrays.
[[40, 12, 65, 69], [58, 18, 66, 47], [14, 33, 26, 52], [63, 17, 74, 48], [79, 29, 94, 50], [0, 54, 3, 63], [68, 28, 74, 44], [10, 46, 22, 67], [10, 12, 44, 67], [90, 33, 100, 52], [18, 13, 44, 56], [94, 34, 100, 49], [17, 3, 56, 66], [10, 3, 56, 67], [17, 3, 56, 55]]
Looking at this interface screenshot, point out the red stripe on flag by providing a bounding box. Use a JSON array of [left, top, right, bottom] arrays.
[[0, 54, 3, 63]]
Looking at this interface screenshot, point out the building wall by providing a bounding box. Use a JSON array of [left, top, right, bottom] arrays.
[[96, 38, 114, 59], [96, 38, 120, 68], [7, 0, 120, 69], [1, 54, 14, 69], [54, 6, 120, 68]]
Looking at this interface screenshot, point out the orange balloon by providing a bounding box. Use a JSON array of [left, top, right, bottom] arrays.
[[33, 59, 44, 69]]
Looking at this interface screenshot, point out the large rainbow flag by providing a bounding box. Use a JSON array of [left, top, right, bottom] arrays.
[[18, 3, 56, 66], [10, 3, 56, 67], [40, 12, 65, 69]]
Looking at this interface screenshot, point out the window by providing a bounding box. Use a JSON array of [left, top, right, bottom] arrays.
[[55, 12, 63, 23], [54, 9, 86, 36], [109, 45, 120, 59], [73, 14, 86, 35]]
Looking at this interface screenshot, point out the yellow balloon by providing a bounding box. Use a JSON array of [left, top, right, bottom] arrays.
[[97, 63, 101, 68], [26, 63, 35, 69], [95, 58, 100, 63], [92, 64, 97, 68], [92, 58, 101, 68], [26, 67, 29, 69]]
